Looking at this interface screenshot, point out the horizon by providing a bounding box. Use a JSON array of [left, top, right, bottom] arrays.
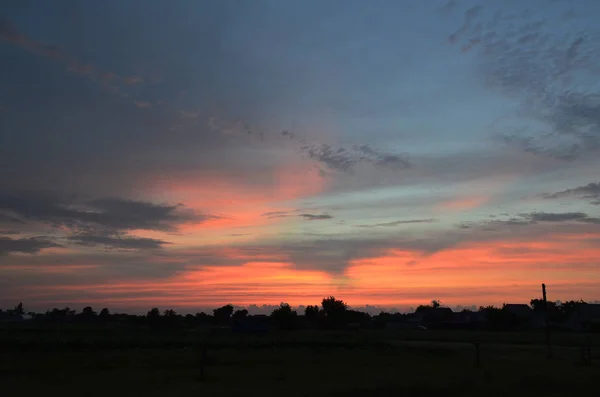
[[2, 1, 600, 311], [6, 294, 600, 317]]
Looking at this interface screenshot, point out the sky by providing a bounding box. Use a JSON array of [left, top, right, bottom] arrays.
[[1, 0, 600, 314]]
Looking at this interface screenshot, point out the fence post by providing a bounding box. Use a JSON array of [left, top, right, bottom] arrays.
[[542, 283, 553, 359], [580, 340, 592, 366], [474, 342, 481, 368], [586, 337, 592, 365], [199, 344, 207, 380]]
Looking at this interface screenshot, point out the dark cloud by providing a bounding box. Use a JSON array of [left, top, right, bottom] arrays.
[[459, 211, 600, 231], [262, 209, 336, 220], [301, 144, 357, 173], [261, 211, 292, 219], [86, 197, 202, 231], [459, 217, 529, 231], [299, 214, 333, 221], [0, 236, 60, 255], [0, 192, 205, 252], [0, 192, 203, 233], [0, 16, 144, 91], [67, 233, 169, 250], [357, 219, 437, 228], [300, 143, 410, 173], [0, 212, 25, 224], [545, 182, 600, 204], [523, 211, 591, 223], [0, 6, 242, 198], [449, 2, 600, 160]]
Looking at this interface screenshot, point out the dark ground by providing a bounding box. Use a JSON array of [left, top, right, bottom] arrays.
[[1, 328, 598, 396]]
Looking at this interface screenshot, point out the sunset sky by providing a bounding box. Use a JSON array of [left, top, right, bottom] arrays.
[[1, 0, 600, 314]]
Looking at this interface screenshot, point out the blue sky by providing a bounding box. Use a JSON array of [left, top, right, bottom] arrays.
[[1, 0, 600, 313]]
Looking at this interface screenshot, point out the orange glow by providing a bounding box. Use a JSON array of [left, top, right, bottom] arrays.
[[435, 195, 490, 211], [342, 235, 600, 306], [19, 232, 600, 310], [434, 175, 518, 212], [29, 261, 334, 307], [134, 161, 327, 246]]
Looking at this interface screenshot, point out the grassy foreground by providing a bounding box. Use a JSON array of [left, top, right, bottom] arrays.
[[1, 331, 598, 397]]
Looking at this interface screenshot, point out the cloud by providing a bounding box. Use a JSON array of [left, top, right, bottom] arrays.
[[203, 115, 410, 177], [357, 219, 437, 228], [0, 236, 60, 255], [545, 182, 600, 204], [300, 144, 359, 173], [523, 212, 591, 223], [0, 16, 145, 94], [299, 214, 333, 221], [0, 212, 24, 224], [67, 233, 169, 250], [261, 211, 292, 219], [12, 229, 600, 311], [299, 143, 410, 173], [0, 192, 203, 233], [449, 2, 600, 160], [459, 211, 600, 232]]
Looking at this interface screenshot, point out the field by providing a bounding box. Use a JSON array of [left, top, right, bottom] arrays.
[[1, 327, 598, 396]]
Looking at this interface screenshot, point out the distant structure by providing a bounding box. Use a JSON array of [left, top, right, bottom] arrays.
[[503, 304, 533, 319], [566, 304, 600, 331]]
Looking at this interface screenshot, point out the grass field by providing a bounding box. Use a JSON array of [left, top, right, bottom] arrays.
[[1, 328, 598, 396]]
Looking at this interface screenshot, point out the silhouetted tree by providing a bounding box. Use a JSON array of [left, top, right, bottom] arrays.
[[321, 296, 348, 328], [321, 296, 347, 316], [213, 304, 234, 325], [184, 313, 195, 326], [147, 307, 161, 328], [530, 298, 558, 312], [163, 309, 176, 317], [271, 303, 298, 330], [99, 308, 110, 319], [147, 308, 160, 318], [46, 307, 75, 322], [14, 302, 24, 315], [479, 305, 523, 331], [195, 312, 211, 325], [163, 309, 178, 328], [559, 300, 586, 322], [416, 300, 442, 312], [82, 306, 96, 316], [530, 298, 562, 323], [345, 309, 371, 328], [77, 306, 97, 324], [304, 305, 321, 323], [232, 309, 248, 320]]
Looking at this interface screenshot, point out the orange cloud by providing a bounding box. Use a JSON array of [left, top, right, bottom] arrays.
[[19, 232, 600, 310], [28, 261, 334, 307], [343, 235, 600, 306], [434, 175, 519, 213], [136, 161, 328, 245]]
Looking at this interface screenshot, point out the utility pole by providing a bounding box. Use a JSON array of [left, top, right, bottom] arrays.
[[542, 283, 552, 358]]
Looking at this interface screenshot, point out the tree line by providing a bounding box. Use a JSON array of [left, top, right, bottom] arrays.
[[1, 297, 594, 331]]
